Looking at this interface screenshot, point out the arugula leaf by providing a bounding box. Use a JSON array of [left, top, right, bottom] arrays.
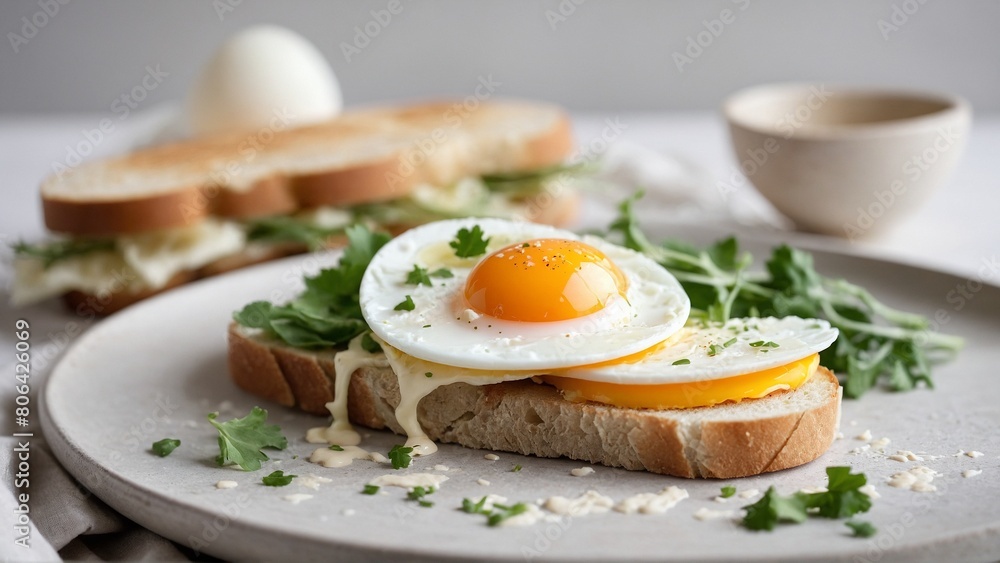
[[480, 162, 590, 194], [406, 265, 433, 286], [262, 470, 296, 487], [607, 191, 963, 398], [449, 225, 490, 258], [208, 407, 288, 471], [232, 225, 390, 349], [360, 332, 382, 353], [512, 464, 523, 472], [388, 445, 413, 469], [487, 502, 530, 527], [151, 438, 180, 457], [846, 519, 877, 538], [13, 238, 116, 268], [362, 484, 380, 495], [742, 486, 809, 531], [720, 485, 736, 498], [245, 216, 344, 250], [394, 295, 415, 311]]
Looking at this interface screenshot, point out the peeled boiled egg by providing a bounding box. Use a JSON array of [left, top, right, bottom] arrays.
[[360, 218, 691, 371], [188, 25, 342, 136]]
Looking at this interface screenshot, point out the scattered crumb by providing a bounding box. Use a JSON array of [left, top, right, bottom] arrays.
[[299, 474, 333, 491], [849, 445, 871, 455], [693, 507, 737, 521], [859, 484, 880, 500], [713, 496, 729, 503], [215, 480, 238, 490], [342, 508, 356, 516], [871, 437, 891, 450], [283, 494, 313, 504], [369, 452, 389, 464], [543, 490, 613, 516], [614, 486, 689, 515], [887, 466, 939, 492], [888, 454, 909, 462], [856, 429, 872, 441], [965, 451, 985, 458], [737, 488, 760, 499], [962, 469, 983, 478], [894, 450, 923, 462], [484, 454, 500, 461], [369, 473, 449, 489], [570, 467, 595, 477], [433, 464, 450, 472], [835, 432, 844, 440], [477, 478, 491, 486]]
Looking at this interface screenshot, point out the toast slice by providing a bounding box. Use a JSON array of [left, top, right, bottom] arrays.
[[41, 100, 574, 236], [227, 324, 842, 479]]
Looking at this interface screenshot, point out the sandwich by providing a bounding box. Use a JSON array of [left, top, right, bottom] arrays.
[[227, 217, 842, 479], [10, 100, 583, 315]]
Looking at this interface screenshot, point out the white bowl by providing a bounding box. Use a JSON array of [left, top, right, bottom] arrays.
[[723, 84, 971, 239]]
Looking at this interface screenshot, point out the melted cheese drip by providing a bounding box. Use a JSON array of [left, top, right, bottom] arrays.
[[545, 354, 819, 410], [306, 335, 388, 446]]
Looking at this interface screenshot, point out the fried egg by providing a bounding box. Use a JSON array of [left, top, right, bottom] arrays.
[[360, 218, 691, 370]]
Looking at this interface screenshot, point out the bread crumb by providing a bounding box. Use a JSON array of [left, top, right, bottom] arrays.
[[477, 478, 490, 486], [299, 474, 333, 490], [693, 507, 737, 521], [799, 487, 827, 495], [965, 450, 984, 458], [895, 450, 923, 461], [737, 488, 760, 499], [283, 494, 313, 504], [570, 467, 595, 477], [484, 454, 500, 461], [887, 454, 909, 462], [870, 437, 891, 450], [856, 429, 872, 441], [887, 466, 938, 492], [859, 484, 880, 500], [713, 496, 728, 503], [215, 480, 238, 489], [433, 464, 450, 472], [963, 469, 983, 478]]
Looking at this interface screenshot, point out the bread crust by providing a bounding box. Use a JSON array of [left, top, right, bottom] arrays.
[[226, 325, 841, 478], [41, 100, 577, 235]]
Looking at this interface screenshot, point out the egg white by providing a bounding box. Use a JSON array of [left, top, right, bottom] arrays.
[[360, 218, 690, 370], [560, 316, 839, 385]]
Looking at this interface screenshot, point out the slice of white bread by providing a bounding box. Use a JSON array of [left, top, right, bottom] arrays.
[[227, 324, 842, 479], [41, 100, 574, 236]]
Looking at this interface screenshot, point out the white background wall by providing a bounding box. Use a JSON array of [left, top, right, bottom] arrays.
[[1, 0, 997, 114]]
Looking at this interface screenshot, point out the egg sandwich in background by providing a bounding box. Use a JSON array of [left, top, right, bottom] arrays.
[[228, 218, 843, 479], [11, 100, 584, 314]]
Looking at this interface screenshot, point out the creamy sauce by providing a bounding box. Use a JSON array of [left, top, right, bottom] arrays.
[[859, 484, 880, 499], [693, 507, 737, 521], [298, 474, 333, 490], [369, 473, 449, 489], [215, 480, 238, 489], [963, 469, 983, 478], [570, 466, 595, 477], [542, 490, 613, 516], [307, 336, 389, 446], [614, 486, 688, 514], [737, 488, 760, 499], [309, 445, 373, 468], [283, 494, 313, 504]]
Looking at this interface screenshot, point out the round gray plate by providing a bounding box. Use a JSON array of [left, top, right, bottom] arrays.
[[40, 229, 1000, 562]]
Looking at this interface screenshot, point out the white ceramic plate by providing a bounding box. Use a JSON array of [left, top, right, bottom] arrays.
[[40, 229, 1000, 562]]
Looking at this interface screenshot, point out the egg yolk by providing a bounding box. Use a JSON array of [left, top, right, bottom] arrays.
[[464, 239, 628, 322], [544, 354, 819, 409]]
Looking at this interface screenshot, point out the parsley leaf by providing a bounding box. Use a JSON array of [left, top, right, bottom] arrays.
[[512, 464, 523, 472], [406, 265, 433, 286], [208, 407, 288, 471], [607, 191, 963, 398], [429, 268, 454, 279], [846, 519, 877, 538], [394, 295, 415, 311], [672, 358, 690, 365], [462, 496, 490, 514], [362, 484, 380, 495], [449, 225, 490, 258], [480, 162, 589, 194], [151, 438, 180, 457], [407, 486, 436, 507], [488, 502, 530, 527], [742, 486, 809, 531], [13, 238, 116, 268], [360, 332, 382, 353], [388, 445, 413, 469], [262, 470, 296, 487], [329, 445, 344, 451], [720, 485, 736, 498], [233, 225, 390, 349], [802, 466, 872, 519]]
